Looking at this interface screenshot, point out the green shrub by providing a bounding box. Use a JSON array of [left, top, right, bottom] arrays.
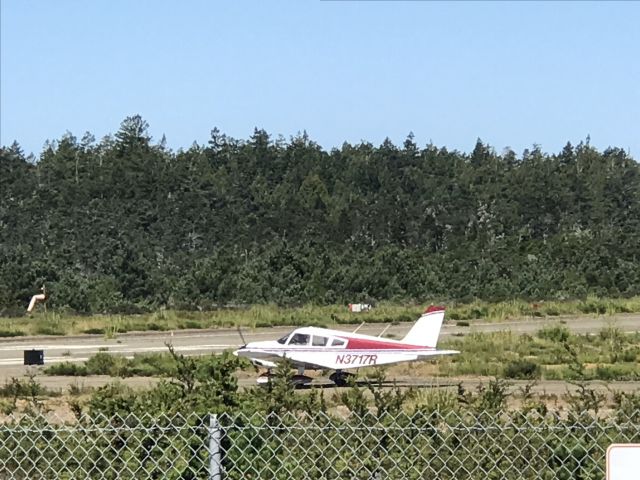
[[82, 328, 104, 334], [620, 348, 638, 362], [146, 322, 168, 331], [594, 364, 639, 381], [44, 362, 88, 376], [34, 324, 65, 336], [542, 367, 563, 380], [128, 353, 177, 377], [0, 330, 25, 337], [471, 307, 488, 318], [87, 382, 136, 416], [537, 325, 570, 343], [395, 314, 414, 323], [45, 352, 181, 379], [504, 360, 541, 380], [578, 298, 607, 314], [178, 320, 202, 329], [85, 352, 117, 375], [0, 376, 55, 398]]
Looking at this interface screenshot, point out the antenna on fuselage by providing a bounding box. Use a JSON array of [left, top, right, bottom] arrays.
[[352, 322, 365, 334], [377, 324, 391, 338]]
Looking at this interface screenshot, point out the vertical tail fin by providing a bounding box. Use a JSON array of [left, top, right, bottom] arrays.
[[402, 306, 446, 347]]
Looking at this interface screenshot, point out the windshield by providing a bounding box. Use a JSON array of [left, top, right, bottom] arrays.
[[277, 333, 292, 345]]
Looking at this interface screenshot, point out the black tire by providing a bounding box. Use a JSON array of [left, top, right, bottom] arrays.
[[333, 376, 348, 387], [330, 371, 349, 387]]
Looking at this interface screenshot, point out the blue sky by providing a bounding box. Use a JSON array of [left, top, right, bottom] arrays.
[[2, 1, 639, 157]]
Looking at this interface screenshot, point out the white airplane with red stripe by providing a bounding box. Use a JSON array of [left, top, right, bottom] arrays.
[[234, 306, 458, 386]]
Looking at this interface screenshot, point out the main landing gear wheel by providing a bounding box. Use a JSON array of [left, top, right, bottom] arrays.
[[329, 371, 353, 387]]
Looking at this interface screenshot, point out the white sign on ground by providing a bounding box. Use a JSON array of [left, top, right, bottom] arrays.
[[607, 444, 640, 480]]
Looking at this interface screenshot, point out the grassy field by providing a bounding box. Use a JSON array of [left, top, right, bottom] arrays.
[[425, 324, 640, 381], [0, 295, 639, 337]]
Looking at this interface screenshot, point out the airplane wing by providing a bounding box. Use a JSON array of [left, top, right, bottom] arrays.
[[286, 352, 341, 370], [243, 351, 337, 371]]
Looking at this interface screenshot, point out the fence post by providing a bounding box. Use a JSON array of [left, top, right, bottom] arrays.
[[208, 414, 222, 480]]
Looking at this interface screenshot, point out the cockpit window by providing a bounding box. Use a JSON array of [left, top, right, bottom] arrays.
[[277, 333, 291, 345], [312, 335, 328, 347], [289, 333, 310, 345], [330, 338, 346, 347]]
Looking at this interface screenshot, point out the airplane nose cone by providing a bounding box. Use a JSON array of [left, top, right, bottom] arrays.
[[233, 345, 247, 356]]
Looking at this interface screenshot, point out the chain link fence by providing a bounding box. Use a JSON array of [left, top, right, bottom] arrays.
[[0, 410, 638, 479]]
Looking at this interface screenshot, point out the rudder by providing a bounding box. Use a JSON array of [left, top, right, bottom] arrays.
[[402, 306, 446, 347]]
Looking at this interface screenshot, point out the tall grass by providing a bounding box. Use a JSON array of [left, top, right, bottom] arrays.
[[1, 296, 639, 336], [430, 326, 640, 381]]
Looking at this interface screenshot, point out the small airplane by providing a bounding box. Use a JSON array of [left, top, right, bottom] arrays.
[[234, 305, 459, 387]]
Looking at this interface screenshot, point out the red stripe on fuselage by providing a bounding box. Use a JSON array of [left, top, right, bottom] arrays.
[[343, 337, 433, 350]]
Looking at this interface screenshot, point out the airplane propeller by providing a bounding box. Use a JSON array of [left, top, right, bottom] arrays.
[[236, 326, 261, 373], [237, 326, 247, 348]]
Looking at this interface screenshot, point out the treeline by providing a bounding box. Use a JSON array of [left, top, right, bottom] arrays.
[[1, 116, 639, 313]]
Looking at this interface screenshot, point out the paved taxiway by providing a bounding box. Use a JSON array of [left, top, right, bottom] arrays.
[[0, 314, 638, 381]]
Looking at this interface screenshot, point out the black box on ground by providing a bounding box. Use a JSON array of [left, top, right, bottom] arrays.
[[24, 349, 44, 365]]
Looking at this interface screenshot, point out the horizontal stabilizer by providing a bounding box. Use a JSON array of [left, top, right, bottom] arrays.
[[416, 349, 459, 357]]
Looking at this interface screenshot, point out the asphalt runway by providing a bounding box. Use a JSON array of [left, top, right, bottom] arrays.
[[0, 314, 638, 390]]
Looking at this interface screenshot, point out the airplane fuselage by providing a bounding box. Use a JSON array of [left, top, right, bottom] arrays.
[[235, 324, 457, 372], [234, 306, 458, 385]]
